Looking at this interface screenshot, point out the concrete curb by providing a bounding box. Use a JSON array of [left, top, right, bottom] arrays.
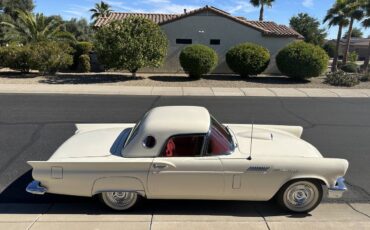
[[0, 84, 370, 97], [0, 203, 369, 230]]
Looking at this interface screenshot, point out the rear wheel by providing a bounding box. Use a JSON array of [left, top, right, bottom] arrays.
[[100, 191, 138, 211], [277, 180, 323, 213]]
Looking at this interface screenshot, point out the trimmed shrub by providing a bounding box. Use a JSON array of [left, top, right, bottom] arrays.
[[341, 63, 358, 73], [276, 41, 329, 79], [77, 54, 91, 72], [71, 42, 93, 71], [0, 44, 32, 73], [74, 42, 93, 56], [179, 44, 218, 79], [30, 42, 73, 75], [325, 71, 359, 87], [226, 42, 270, 77]]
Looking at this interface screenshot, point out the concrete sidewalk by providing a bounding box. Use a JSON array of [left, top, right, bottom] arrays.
[[1, 84, 370, 97], [1, 202, 369, 230]]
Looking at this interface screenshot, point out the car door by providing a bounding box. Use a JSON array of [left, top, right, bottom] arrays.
[[147, 134, 224, 199]]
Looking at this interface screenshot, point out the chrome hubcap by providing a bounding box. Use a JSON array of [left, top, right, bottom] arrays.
[[284, 181, 318, 211], [104, 192, 137, 210]]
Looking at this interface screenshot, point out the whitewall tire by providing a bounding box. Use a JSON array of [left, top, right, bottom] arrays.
[[100, 191, 138, 211], [277, 180, 323, 213]]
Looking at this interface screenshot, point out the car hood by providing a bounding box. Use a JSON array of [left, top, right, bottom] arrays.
[[49, 128, 126, 160], [228, 125, 323, 158]]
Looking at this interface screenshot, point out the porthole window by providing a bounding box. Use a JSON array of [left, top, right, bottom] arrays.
[[143, 136, 156, 148]]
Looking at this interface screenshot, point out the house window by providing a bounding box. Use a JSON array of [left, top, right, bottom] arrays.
[[160, 135, 205, 157], [176, 39, 192, 44], [210, 39, 221, 45]]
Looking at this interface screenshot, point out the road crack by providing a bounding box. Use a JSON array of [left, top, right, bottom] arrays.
[[346, 202, 370, 219]]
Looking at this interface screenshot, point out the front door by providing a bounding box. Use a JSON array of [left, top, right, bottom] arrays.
[[147, 134, 224, 199]]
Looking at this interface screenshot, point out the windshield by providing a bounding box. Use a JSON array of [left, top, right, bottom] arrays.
[[124, 112, 148, 147], [206, 116, 234, 155]]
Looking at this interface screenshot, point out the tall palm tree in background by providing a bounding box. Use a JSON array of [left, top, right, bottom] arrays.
[[342, 0, 364, 65], [0, 10, 75, 43], [324, 0, 350, 72], [250, 0, 275, 21], [90, 1, 113, 23], [361, 0, 370, 72]]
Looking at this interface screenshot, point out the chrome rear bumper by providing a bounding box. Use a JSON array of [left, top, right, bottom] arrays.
[[327, 177, 347, 198], [26, 180, 47, 195]]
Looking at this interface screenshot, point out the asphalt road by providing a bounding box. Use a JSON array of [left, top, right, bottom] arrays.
[[0, 94, 369, 204]]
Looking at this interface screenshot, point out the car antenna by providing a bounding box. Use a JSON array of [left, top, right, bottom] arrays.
[[247, 120, 253, 160]]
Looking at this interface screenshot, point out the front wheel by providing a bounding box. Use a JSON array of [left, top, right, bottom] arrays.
[[100, 191, 138, 211], [276, 180, 323, 213]]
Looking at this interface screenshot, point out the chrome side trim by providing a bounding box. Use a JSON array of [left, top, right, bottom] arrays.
[[327, 177, 347, 198], [247, 166, 270, 173], [26, 180, 47, 195]]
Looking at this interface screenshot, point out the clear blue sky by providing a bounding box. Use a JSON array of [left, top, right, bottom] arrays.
[[34, 0, 369, 39]]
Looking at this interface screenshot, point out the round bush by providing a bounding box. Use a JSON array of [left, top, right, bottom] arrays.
[[78, 54, 91, 73], [179, 44, 218, 79], [74, 42, 93, 56], [341, 63, 358, 73], [276, 41, 329, 79], [226, 43, 270, 77]]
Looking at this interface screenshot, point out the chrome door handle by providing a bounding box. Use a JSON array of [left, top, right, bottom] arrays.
[[153, 164, 168, 169]]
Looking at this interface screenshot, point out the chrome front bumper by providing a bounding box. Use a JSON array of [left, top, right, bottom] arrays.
[[26, 180, 47, 195], [327, 177, 347, 198]]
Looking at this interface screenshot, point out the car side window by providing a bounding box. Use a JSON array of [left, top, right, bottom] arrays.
[[160, 135, 205, 157]]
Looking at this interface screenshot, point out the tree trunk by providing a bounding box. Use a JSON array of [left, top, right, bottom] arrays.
[[363, 39, 370, 73], [259, 4, 264, 21], [332, 24, 343, 72], [343, 17, 354, 65]]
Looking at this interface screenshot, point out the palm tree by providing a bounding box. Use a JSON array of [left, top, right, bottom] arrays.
[[342, 0, 364, 65], [90, 1, 113, 23], [361, 0, 370, 72], [323, 0, 350, 72], [1, 10, 75, 43], [250, 0, 275, 21]]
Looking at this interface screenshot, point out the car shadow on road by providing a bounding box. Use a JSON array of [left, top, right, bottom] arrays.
[[0, 170, 311, 219], [39, 74, 142, 84]]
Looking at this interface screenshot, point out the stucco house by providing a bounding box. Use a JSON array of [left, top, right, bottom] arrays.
[[327, 38, 370, 61], [95, 5, 303, 74]]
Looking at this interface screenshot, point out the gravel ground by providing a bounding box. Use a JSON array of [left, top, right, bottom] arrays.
[[1, 68, 370, 88]]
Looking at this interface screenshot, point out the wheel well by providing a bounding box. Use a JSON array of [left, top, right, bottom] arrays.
[[272, 178, 325, 200]]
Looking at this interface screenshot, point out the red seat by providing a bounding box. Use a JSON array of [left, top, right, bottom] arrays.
[[165, 139, 175, 157]]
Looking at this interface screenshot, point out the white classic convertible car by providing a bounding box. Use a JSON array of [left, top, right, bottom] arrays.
[[27, 106, 348, 213]]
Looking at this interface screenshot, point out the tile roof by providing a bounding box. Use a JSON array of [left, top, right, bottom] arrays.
[[94, 5, 303, 39], [339, 38, 370, 46], [94, 12, 178, 27]]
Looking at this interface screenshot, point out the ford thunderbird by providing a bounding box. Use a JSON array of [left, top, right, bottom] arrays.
[[26, 106, 348, 213]]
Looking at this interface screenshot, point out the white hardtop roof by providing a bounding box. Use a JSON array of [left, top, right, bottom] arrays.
[[142, 106, 210, 134], [122, 106, 210, 157]]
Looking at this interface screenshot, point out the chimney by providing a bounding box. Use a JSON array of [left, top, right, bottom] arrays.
[[184, 9, 187, 14]]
